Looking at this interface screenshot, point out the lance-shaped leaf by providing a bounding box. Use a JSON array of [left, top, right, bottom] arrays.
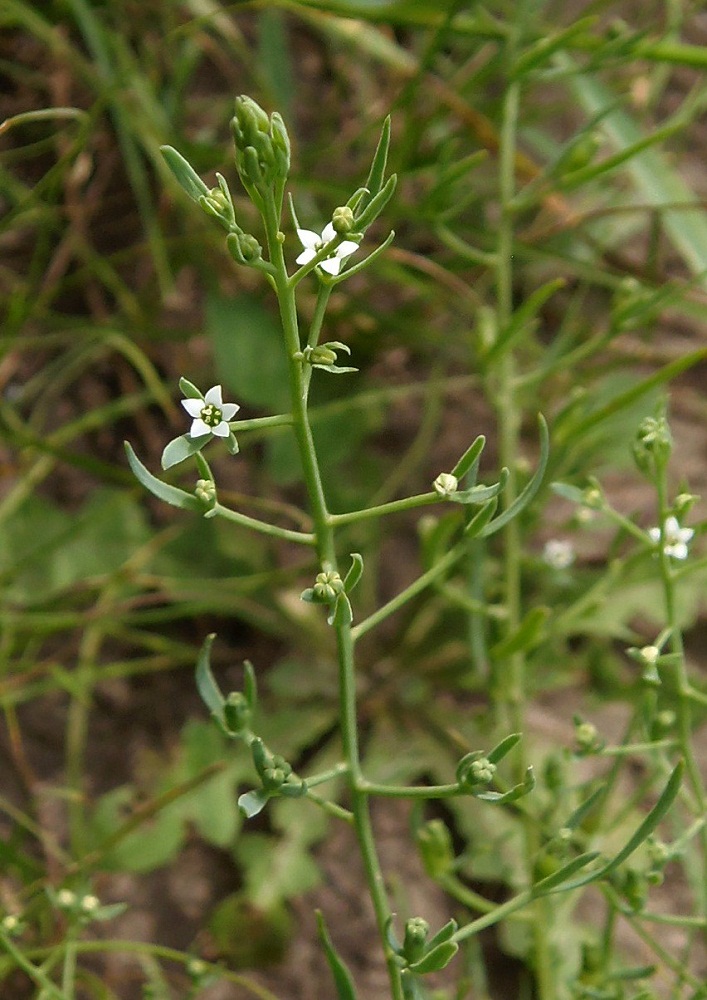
[[125, 442, 202, 512], [162, 434, 210, 470], [483, 278, 566, 365], [491, 606, 549, 660], [357, 115, 391, 217], [316, 911, 358, 1000], [343, 553, 364, 593], [480, 414, 549, 537], [533, 852, 601, 894], [195, 633, 225, 724], [355, 174, 397, 231], [546, 762, 683, 893], [487, 732, 522, 765], [463, 498, 498, 537], [474, 766, 536, 804], [451, 434, 485, 481], [161, 145, 210, 203], [409, 939, 458, 975], [448, 469, 509, 505], [238, 788, 272, 819], [551, 481, 587, 505]]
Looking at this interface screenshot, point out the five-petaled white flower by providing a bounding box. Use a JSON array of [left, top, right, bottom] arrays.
[[296, 222, 359, 276], [181, 385, 239, 439], [542, 539, 575, 570], [648, 516, 694, 560]]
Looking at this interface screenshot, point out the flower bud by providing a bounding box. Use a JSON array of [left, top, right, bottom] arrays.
[[231, 96, 291, 200], [313, 570, 345, 603], [195, 479, 216, 504], [331, 205, 355, 235], [402, 917, 429, 963], [433, 472, 458, 498], [308, 345, 338, 367], [224, 691, 251, 733], [416, 819, 454, 879], [633, 412, 672, 475], [457, 752, 496, 791]]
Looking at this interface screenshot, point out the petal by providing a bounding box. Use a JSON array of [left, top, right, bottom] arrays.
[[190, 418, 212, 438], [321, 222, 336, 242], [297, 229, 319, 249], [296, 248, 316, 266], [182, 398, 203, 417], [336, 240, 359, 258], [204, 385, 223, 405], [320, 256, 342, 275], [221, 402, 240, 420], [648, 527, 660, 543], [679, 527, 694, 543], [211, 421, 230, 437]]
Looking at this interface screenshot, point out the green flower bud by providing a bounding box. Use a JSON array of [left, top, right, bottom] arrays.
[[402, 917, 429, 963], [633, 412, 672, 475], [226, 231, 263, 265], [433, 472, 458, 498], [331, 205, 355, 235], [195, 479, 216, 504], [231, 96, 291, 201], [224, 691, 251, 733], [308, 345, 338, 367], [313, 570, 345, 603], [416, 819, 454, 879], [456, 752, 496, 791], [574, 717, 600, 754]]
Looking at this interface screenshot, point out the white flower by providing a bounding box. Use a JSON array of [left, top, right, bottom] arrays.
[[296, 222, 359, 276], [542, 539, 575, 570], [181, 385, 239, 439], [648, 516, 694, 560]]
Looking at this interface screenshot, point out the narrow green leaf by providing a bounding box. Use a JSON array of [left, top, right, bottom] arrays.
[[179, 376, 203, 399], [161, 145, 209, 203], [487, 733, 521, 765], [463, 498, 498, 537], [450, 434, 485, 480], [316, 911, 358, 1000], [484, 279, 566, 365], [533, 852, 601, 894], [161, 434, 208, 470], [425, 918, 458, 952], [343, 553, 364, 593], [409, 939, 458, 974], [450, 470, 508, 505], [550, 763, 683, 893], [195, 634, 225, 723], [238, 789, 272, 819], [481, 414, 549, 537], [490, 606, 549, 659], [243, 660, 258, 712], [125, 442, 201, 512], [550, 482, 587, 505], [359, 115, 391, 214], [355, 174, 397, 231]]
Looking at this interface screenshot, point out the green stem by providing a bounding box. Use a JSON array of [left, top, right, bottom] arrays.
[[329, 492, 442, 526], [263, 209, 404, 1000], [495, 21, 554, 1000], [653, 468, 707, 926], [213, 502, 316, 545]]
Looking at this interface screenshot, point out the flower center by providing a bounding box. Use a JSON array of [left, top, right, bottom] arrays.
[[200, 403, 223, 428]]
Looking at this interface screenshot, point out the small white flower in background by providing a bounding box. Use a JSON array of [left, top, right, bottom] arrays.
[[296, 222, 359, 276], [182, 385, 239, 439], [80, 894, 100, 913], [648, 516, 694, 560], [542, 539, 575, 570]]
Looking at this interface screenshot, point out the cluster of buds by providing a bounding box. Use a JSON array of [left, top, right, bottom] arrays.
[[294, 341, 358, 374], [231, 95, 290, 211]]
